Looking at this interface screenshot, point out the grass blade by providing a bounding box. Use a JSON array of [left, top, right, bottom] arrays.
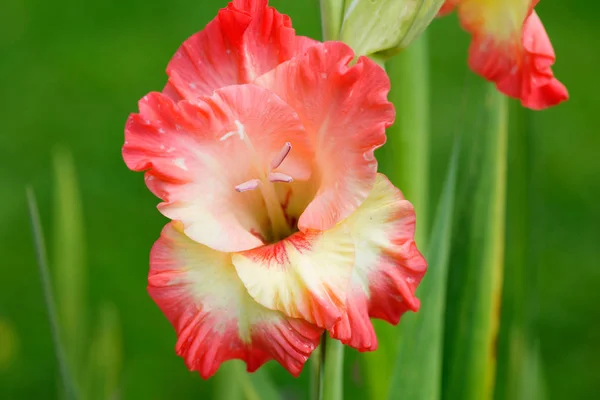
[[310, 342, 323, 400], [443, 85, 508, 400], [495, 101, 546, 400], [26, 187, 78, 400], [52, 147, 86, 385], [241, 367, 280, 400], [84, 303, 123, 400], [382, 32, 430, 247], [388, 139, 460, 400], [520, 341, 547, 400], [213, 361, 244, 400], [364, 31, 431, 400], [494, 101, 532, 400]]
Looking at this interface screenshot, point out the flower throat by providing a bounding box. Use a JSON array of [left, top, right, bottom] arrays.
[[221, 120, 297, 243]]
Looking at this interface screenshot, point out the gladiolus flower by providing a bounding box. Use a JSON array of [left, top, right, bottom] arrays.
[[439, 0, 568, 109], [122, 0, 426, 378]]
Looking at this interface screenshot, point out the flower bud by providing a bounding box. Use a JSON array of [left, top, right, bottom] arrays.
[[339, 0, 445, 58]]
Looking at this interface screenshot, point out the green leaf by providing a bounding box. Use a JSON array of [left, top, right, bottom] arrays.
[[83, 303, 123, 400], [382, 32, 430, 248], [213, 361, 244, 400], [388, 138, 460, 400], [241, 367, 280, 400], [52, 147, 86, 382], [26, 187, 79, 400], [364, 31, 431, 400], [443, 85, 508, 400], [495, 102, 546, 400], [310, 342, 323, 400], [519, 341, 547, 400]]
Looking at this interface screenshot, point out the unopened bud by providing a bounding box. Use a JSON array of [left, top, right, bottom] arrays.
[[339, 0, 445, 58]]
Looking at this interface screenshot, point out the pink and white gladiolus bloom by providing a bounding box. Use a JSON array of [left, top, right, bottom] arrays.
[[122, 0, 426, 378]]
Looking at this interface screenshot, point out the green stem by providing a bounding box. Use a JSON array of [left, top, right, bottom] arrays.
[[319, 0, 344, 41], [364, 31, 431, 400], [385, 32, 430, 249], [26, 187, 78, 400], [320, 334, 344, 400]]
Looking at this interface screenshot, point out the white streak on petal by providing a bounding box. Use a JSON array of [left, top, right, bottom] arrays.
[[173, 158, 188, 171]]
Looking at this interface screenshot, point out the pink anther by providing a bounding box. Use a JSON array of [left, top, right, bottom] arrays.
[[235, 178, 261, 192], [270, 142, 292, 170], [268, 172, 294, 183]]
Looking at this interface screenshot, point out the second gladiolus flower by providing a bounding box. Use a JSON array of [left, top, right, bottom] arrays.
[[122, 0, 426, 378], [439, 0, 568, 109]]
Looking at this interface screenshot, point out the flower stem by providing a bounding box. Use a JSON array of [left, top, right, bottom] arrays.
[[363, 31, 431, 400], [384, 32, 430, 249], [320, 334, 344, 400], [320, 0, 344, 41]]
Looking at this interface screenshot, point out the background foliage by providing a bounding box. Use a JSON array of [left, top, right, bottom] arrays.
[[0, 0, 598, 399]]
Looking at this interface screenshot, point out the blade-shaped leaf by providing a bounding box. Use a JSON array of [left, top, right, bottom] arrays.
[[52, 147, 86, 382], [310, 342, 323, 400], [520, 341, 547, 400], [364, 33, 431, 400], [495, 101, 546, 400], [381, 32, 430, 248], [26, 187, 78, 400], [84, 303, 123, 400], [213, 361, 244, 400], [241, 366, 281, 400], [443, 84, 508, 400], [388, 139, 460, 400]]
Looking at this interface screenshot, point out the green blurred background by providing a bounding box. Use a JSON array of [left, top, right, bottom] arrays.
[[1, 0, 597, 398]]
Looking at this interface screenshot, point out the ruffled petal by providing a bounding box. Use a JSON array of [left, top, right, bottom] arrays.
[[123, 84, 313, 252], [454, 0, 567, 109], [149, 222, 322, 378], [330, 174, 427, 351], [255, 41, 394, 232], [232, 223, 356, 330], [164, 0, 311, 101], [516, 11, 568, 109], [295, 35, 320, 55]]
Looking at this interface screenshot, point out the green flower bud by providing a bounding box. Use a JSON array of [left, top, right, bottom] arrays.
[[339, 0, 445, 58]]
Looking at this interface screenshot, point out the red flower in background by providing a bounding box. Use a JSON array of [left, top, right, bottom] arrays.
[[440, 0, 568, 109], [122, 0, 426, 378]]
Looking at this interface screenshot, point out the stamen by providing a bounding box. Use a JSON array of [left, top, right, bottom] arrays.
[[235, 178, 261, 192], [270, 142, 292, 170], [268, 172, 294, 183], [223, 121, 294, 241]]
